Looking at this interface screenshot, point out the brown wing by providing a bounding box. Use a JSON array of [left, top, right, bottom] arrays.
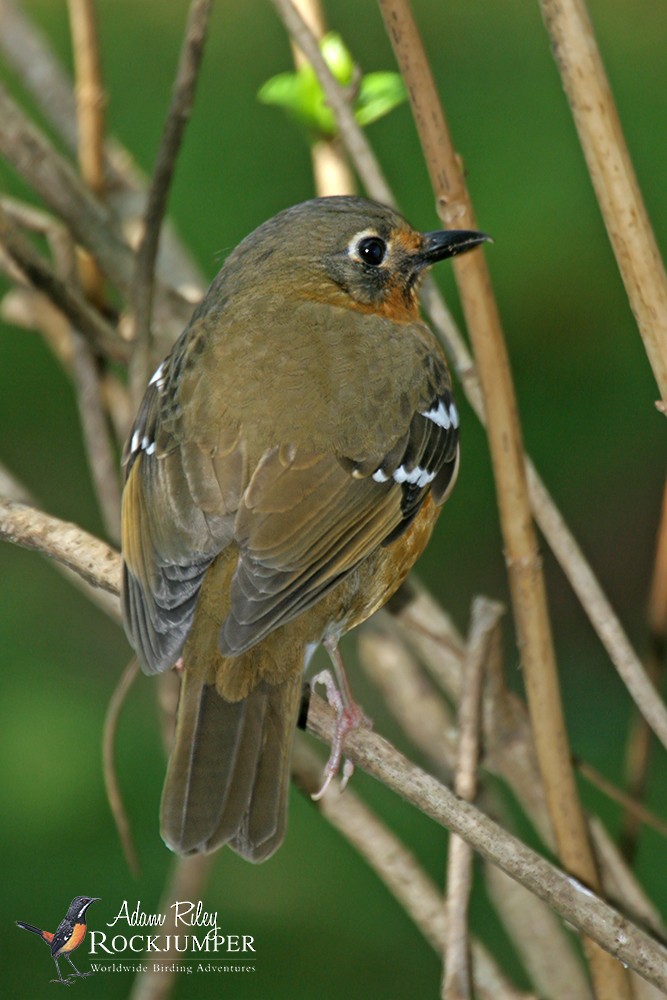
[[220, 380, 459, 655], [121, 355, 245, 675], [122, 318, 458, 673]]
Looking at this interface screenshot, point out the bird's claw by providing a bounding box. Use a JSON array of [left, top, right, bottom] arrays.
[[309, 669, 370, 800]]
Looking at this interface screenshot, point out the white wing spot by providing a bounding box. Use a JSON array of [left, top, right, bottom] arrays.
[[148, 362, 165, 389], [130, 430, 141, 455], [393, 465, 436, 488], [372, 468, 389, 483], [449, 402, 459, 428], [421, 400, 451, 429]]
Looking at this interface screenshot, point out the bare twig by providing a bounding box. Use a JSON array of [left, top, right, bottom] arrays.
[[486, 866, 593, 1000], [443, 599, 502, 1000], [288, 0, 356, 196], [128, 854, 215, 1000], [292, 741, 531, 1000], [0, 83, 193, 345], [577, 758, 667, 842], [270, 0, 394, 204], [102, 658, 141, 877], [305, 692, 667, 993], [0, 464, 120, 622], [527, 465, 667, 759], [2, 502, 666, 989], [0, 497, 121, 596], [71, 333, 122, 541], [0, 0, 206, 301], [358, 622, 458, 773], [377, 0, 604, 945], [0, 201, 126, 361], [271, 0, 667, 773], [539, 0, 667, 407], [129, 0, 212, 404], [67, 0, 107, 305], [622, 478, 667, 857]]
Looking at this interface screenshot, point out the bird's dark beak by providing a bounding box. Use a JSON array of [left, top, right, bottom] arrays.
[[419, 229, 491, 266]]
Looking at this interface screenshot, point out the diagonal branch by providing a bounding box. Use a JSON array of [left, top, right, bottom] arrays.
[[0, 201, 126, 362], [0, 497, 121, 596], [2, 499, 666, 990], [129, 0, 212, 402]]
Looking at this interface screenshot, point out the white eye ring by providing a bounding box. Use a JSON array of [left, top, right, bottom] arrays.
[[347, 228, 389, 266]]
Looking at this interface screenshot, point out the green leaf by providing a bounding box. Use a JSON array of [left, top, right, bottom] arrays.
[[355, 73, 408, 127], [258, 33, 407, 141]]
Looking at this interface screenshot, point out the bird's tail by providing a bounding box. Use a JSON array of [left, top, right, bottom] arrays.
[[16, 921, 50, 942], [160, 667, 303, 862]]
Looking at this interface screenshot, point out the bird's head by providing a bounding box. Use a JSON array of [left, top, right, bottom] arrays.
[[209, 196, 490, 321]]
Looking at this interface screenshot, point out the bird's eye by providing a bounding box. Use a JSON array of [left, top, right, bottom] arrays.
[[357, 236, 387, 266]]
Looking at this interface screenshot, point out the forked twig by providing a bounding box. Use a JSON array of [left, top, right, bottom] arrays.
[[292, 741, 531, 1000]]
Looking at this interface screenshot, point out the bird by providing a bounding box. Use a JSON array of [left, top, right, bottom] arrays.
[[121, 195, 489, 862], [16, 896, 99, 985]]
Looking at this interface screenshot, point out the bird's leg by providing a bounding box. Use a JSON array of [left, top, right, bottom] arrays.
[[50, 957, 73, 986], [65, 955, 93, 978], [310, 638, 371, 800]]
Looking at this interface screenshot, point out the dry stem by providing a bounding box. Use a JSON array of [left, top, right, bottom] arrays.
[[129, 0, 212, 404], [2, 505, 666, 988], [376, 4, 623, 992], [442, 599, 501, 1000], [67, 0, 107, 304], [271, 0, 667, 769], [539, 0, 667, 408]]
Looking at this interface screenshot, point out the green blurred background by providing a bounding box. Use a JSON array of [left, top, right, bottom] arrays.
[[1, 1, 665, 997]]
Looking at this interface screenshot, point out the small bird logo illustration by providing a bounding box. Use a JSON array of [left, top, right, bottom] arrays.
[[16, 896, 99, 985]]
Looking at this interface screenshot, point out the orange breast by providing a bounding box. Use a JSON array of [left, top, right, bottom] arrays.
[[58, 923, 86, 955]]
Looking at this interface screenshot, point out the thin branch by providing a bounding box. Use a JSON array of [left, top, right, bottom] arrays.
[[0, 82, 131, 292], [0, 497, 121, 596], [292, 741, 531, 1000], [526, 465, 667, 759], [0, 0, 206, 300], [305, 692, 667, 994], [622, 477, 667, 857], [0, 201, 126, 361], [102, 658, 141, 877], [67, 0, 107, 305], [443, 599, 502, 1000], [376, 18, 608, 986], [0, 83, 193, 343], [0, 464, 120, 622], [2, 503, 666, 989], [272, 0, 667, 774], [128, 854, 215, 1000], [358, 622, 458, 773], [71, 333, 122, 541], [269, 0, 394, 204], [485, 865, 593, 1000], [287, 0, 356, 197], [539, 0, 667, 407], [576, 758, 667, 842], [129, 0, 212, 404]]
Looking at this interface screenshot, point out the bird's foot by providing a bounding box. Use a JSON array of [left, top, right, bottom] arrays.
[[309, 668, 371, 800], [50, 978, 73, 986]]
